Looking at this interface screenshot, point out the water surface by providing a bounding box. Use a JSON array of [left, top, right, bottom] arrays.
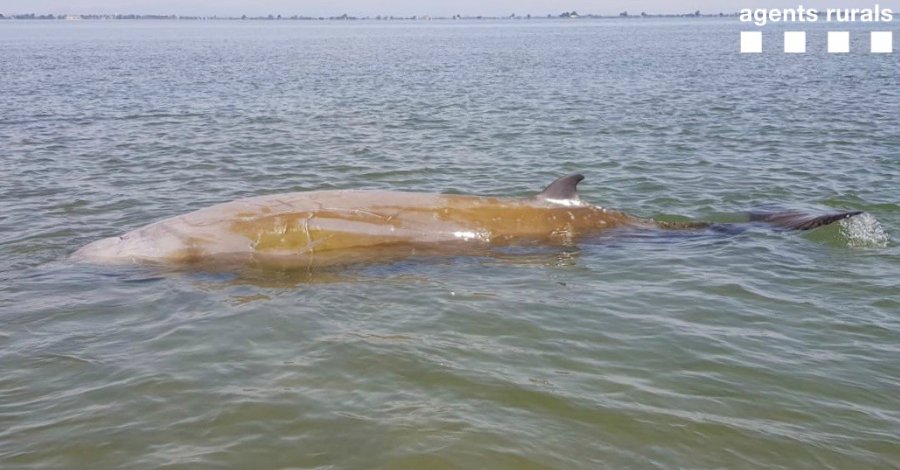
[[1, 18, 899, 469]]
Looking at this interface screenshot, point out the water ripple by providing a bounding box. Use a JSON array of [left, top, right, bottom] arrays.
[[1, 18, 899, 470]]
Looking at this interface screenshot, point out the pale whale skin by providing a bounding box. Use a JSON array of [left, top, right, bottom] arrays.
[[72, 191, 636, 266], [71, 174, 860, 267]]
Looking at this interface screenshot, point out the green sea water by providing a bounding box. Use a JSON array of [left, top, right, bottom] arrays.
[[1, 18, 898, 469]]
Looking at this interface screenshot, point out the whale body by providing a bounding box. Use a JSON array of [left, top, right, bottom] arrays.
[[72, 174, 860, 267]]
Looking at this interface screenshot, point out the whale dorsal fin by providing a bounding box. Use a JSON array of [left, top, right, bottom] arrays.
[[537, 173, 584, 201]]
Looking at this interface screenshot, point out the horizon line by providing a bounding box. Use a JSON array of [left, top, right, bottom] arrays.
[[1, 11, 740, 21]]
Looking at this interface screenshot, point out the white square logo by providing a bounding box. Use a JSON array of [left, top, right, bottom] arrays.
[[784, 31, 806, 53], [828, 31, 850, 53], [741, 31, 762, 53], [871, 31, 893, 53]]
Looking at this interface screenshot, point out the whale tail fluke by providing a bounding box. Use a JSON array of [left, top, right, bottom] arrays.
[[655, 210, 862, 233], [748, 211, 863, 231]]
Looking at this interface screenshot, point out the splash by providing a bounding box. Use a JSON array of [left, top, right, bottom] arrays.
[[839, 212, 889, 247]]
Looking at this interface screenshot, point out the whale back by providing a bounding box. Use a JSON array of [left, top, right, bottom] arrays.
[[73, 188, 633, 265], [226, 190, 630, 255]]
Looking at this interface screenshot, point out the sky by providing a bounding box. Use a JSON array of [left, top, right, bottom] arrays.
[[3, 1, 900, 17]]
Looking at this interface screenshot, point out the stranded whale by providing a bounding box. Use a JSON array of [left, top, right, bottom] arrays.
[[72, 174, 861, 267]]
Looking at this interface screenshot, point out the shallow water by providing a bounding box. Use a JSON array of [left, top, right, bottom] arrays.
[[1, 18, 899, 469]]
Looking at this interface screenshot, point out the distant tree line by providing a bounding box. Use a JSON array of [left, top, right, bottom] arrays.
[[0, 11, 738, 21]]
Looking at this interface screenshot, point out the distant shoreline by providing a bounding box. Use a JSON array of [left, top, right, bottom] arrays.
[[1, 11, 739, 22]]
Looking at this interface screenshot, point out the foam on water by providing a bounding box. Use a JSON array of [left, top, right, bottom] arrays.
[[840, 212, 890, 247]]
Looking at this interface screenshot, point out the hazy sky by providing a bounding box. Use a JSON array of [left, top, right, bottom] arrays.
[[4, 1, 900, 17]]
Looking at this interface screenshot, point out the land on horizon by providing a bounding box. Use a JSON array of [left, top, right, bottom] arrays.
[[1, 10, 738, 21]]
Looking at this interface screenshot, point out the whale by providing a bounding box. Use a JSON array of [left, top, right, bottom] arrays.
[[72, 174, 861, 267]]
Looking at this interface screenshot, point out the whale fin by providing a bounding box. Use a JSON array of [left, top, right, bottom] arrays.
[[538, 174, 584, 201], [749, 211, 862, 231]]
